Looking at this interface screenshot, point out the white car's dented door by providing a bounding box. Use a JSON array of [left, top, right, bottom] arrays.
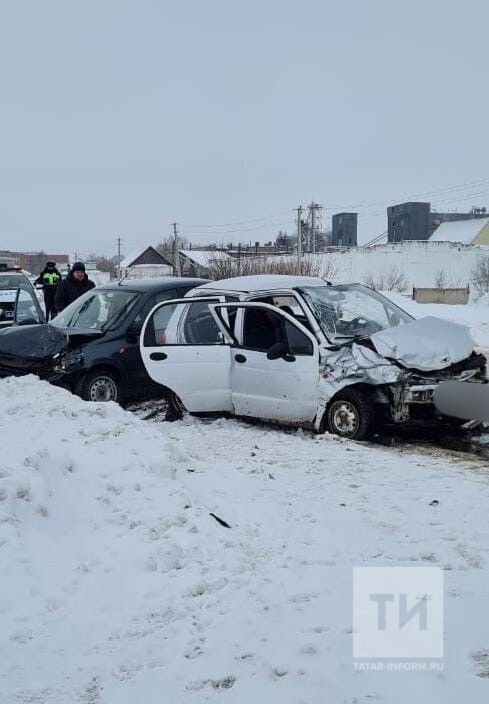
[[141, 297, 233, 412], [210, 302, 320, 423]]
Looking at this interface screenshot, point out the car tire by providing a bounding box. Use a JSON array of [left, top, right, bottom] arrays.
[[166, 390, 186, 421], [325, 388, 373, 440], [75, 370, 122, 404]]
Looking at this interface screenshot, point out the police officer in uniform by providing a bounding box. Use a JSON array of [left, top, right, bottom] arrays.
[[35, 261, 62, 320]]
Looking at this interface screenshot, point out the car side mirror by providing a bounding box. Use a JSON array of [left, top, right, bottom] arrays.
[[267, 342, 289, 360]]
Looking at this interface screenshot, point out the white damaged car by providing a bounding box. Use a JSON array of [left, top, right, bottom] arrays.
[[140, 275, 486, 439]]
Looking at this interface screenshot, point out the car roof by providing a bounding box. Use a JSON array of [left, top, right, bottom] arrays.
[[97, 276, 210, 293], [195, 274, 329, 293]]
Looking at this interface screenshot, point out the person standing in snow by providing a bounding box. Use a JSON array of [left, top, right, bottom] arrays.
[[55, 262, 95, 312], [35, 261, 62, 320]]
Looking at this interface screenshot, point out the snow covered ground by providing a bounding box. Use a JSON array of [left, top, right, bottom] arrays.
[[384, 292, 489, 350], [2, 376, 489, 702]]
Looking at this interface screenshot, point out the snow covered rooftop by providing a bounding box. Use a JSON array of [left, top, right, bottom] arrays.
[[179, 249, 232, 267], [429, 217, 489, 243], [119, 246, 149, 269], [198, 274, 329, 292], [119, 246, 169, 269]]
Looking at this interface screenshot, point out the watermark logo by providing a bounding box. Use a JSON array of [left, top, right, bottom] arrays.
[[353, 566, 443, 661]]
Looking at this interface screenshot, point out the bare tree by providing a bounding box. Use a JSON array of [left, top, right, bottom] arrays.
[[363, 267, 408, 292], [207, 255, 325, 281], [317, 255, 336, 282], [434, 267, 447, 289], [26, 251, 47, 275], [471, 256, 489, 296], [88, 254, 119, 278]]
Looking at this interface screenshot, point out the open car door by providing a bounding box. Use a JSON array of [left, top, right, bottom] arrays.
[[210, 302, 320, 423], [140, 297, 234, 412], [0, 287, 44, 328]]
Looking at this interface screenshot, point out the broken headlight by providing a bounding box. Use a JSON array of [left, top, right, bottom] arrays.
[[55, 350, 84, 371]]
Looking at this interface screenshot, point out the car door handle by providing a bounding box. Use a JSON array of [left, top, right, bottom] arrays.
[[149, 352, 168, 361], [235, 353, 247, 363]]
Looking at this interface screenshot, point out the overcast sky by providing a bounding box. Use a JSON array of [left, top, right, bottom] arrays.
[[1, 0, 488, 259]]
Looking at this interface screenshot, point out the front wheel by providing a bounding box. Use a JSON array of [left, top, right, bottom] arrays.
[[75, 370, 121, 403], [325, 388, 373, 440]]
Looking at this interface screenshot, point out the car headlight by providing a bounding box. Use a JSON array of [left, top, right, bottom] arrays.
[[56, 350, 84, 371]]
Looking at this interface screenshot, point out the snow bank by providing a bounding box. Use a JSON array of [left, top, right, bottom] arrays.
[[0, 377, 215, 701], [2, 377, 489, 702]]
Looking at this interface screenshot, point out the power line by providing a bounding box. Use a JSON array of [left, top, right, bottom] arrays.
[[180, 176, 489, 237], [182, 220, 293, 236], [325, 176, 489, 213], [182, 209, 293, 229]]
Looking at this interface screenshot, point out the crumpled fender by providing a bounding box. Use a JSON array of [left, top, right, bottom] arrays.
[[314, 343, 403, 431]]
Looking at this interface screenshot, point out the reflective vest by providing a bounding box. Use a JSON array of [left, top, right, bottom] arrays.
[[42, 271, 60, 286]]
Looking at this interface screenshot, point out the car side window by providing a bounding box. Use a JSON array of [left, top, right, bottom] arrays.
[[284, 319, 313, 356], [131, 289, 178, 331], [242, 308, 313, 355], [251, 294, 313, 332], [144, 301, 226, 346], [182, 301, 222, 344]]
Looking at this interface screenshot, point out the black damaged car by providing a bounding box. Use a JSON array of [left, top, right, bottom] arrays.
[[0, 277, 208, 403]]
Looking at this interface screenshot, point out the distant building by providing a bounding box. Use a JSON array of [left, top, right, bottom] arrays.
[[429, 216, 489, 245], [387, 202, 488, 243], [0, 254, 17, 270], [83, 261, 112, 286], [0, 251, 69, 274], [120, 246, 173, 279], [179, 249, 232, 277], [387, 202, 431, 243], [332, 213, 358, 247]]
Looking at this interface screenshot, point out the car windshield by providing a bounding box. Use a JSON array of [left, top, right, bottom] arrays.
[[0, 275, 28, 288], [51, 289, 140, 331], [300, 284, 413, 342]]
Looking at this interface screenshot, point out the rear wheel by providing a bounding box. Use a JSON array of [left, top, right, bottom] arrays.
[[75, 370, 121, 403], [166, 390, 186, 420], [326, 388, 373, 440]]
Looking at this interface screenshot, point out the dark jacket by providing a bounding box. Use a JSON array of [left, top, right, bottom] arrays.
[[35, 267, 62, 294], [55, 272, 95, 312]]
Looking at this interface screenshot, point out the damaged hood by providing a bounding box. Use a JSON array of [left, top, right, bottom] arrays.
[[0, 324, 102, 363], [370, 316, 474, 372]]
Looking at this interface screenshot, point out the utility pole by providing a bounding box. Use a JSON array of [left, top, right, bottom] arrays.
[[172, 223, 181, 277], [116, 237, 122, 279], [311, 203, 316, 255], [296, 205, 303, 273]]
